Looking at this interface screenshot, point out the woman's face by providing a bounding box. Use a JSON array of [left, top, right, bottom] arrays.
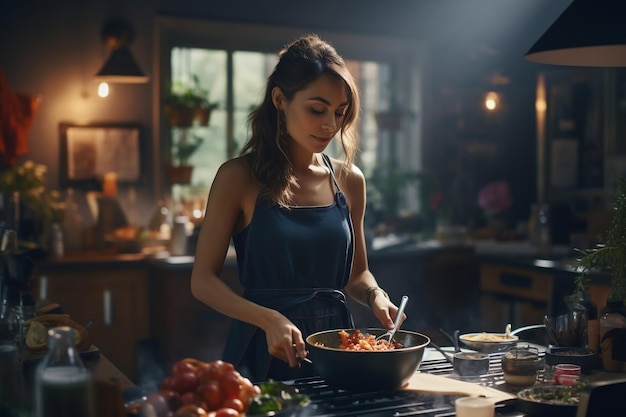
[[279, 73, 349, 154]]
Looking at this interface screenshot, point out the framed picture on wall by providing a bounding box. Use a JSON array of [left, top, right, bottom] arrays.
[[59, 122, 142, 188]]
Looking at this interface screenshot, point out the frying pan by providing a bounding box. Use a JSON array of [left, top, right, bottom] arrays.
[[459, 324, 545, 353], [306, 328, 430, 391]]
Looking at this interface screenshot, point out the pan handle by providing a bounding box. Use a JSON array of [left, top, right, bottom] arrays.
[[510, 324, 545, 336], [428, 341, 454, 364], [439, 328, 460, 352]]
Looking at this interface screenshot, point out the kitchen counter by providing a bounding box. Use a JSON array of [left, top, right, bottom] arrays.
[[1, 342, 135, 415], [31, 240, 615, 377], [474, 240, 611, 283]]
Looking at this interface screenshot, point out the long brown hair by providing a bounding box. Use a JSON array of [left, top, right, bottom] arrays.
[[240, 34, 360, 207]]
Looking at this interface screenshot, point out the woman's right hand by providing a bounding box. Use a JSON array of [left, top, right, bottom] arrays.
[[263, 312, 307, 368]]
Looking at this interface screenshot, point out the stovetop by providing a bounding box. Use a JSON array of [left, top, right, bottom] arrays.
[[280, 349, 538, 417]]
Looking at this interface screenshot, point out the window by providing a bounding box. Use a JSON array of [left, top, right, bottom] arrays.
[[156, 17, 426, 228]]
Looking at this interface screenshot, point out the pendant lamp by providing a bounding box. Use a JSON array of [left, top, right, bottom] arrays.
[[94, 19, 149, 83], [525, 0, 626, 67]]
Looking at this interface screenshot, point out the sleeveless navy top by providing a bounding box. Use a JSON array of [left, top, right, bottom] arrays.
[[223, 154, 355, 382]]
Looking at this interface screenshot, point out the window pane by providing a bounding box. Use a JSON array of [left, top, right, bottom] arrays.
[[232, 51, 278, 156], [170, 47, 227, 209], [169, 45, 421, 227]]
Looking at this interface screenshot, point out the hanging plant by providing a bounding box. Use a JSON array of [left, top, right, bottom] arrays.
[[163, 75, 218, 127]]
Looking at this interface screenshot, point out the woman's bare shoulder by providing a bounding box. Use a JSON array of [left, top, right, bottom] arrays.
[[216, 155, 255, 184], [326, 156, 364, 183]]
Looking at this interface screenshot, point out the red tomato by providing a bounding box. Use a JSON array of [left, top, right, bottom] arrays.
[[219, 370, 242, 400], [221, 398, 244, 414], [174, 404, 208, 417], [238, 377, 259, 409], [182, 358, 203, 367], [161, 376, 173, 390], [196, 365, 214, 385], [195, 362, 210, 376], [159, 389, 182, 411], [180, 392, 198, 405], [172, 360, 199, 375], [170, 372, 199, 394], [196, 381, 223, 411], [214, 407, 239, 417], [205, 360, 235, 381]]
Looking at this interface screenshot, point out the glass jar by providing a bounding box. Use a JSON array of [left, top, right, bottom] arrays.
[[34, 326, 94, 417], [599, 300, 626, 372], [0, 301, 18, 344], [501, 346, 542, 387], [12, 303, 36, 347]]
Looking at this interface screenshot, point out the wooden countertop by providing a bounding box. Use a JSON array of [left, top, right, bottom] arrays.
[[33, 240, 611, 286]]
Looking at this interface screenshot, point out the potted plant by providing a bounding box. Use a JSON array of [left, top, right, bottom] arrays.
[[163, 75, 218, 127], [374, 83, 416, 131], [574, 177, 626, 306], [0, 161, 64, 250], [167, 134, 203, 184]]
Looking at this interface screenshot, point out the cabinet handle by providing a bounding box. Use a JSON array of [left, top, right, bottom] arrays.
[[103, 289, 114, 326], [39, 275, 48, 301], [499, 273, 532, 289]]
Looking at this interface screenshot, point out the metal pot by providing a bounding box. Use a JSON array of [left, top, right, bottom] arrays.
[[428, 342, 490, 376], [305, 328, 430, 391]]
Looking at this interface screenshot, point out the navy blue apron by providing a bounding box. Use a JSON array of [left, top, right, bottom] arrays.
[[223, 154, 355, 382]]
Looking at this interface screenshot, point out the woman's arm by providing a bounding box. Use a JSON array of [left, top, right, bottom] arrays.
[[340, 162, 402, 329]]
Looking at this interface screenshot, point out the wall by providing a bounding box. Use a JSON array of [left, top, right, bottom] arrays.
[[0, 0, 572, 223]]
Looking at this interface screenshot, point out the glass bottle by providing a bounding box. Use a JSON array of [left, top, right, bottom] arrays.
[[538, 203, 552, 257], [34, 326, 94, 417], [576, 289, 599, 352], [62, 188, 84, 252], [599, 300, 626, 372]]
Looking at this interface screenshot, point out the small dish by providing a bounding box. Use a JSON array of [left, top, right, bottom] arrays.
[[516, 384, 584, 417], [545, 346, 598, 374]]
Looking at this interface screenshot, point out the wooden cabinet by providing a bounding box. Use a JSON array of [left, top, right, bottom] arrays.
[[479, 262, 553, 334], [34, 253, 149, 382], [147, 258, 241, 369]]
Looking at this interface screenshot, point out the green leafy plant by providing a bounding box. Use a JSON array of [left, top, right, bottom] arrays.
[[164, 75, 218, 110], [574, 177, 626, 303], [173, 134, 204, 166], [0, 161, 63, 224], [0, 161, 64, 248]]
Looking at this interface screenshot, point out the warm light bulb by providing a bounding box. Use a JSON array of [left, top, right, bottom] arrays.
[[535, 97, 547, 113], [97, 82, 109, 98], [484, 92, 499, 111]]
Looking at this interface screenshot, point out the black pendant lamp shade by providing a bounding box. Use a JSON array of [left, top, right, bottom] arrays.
[[525, 0, 626, 67], [95, 18, 149, 83]]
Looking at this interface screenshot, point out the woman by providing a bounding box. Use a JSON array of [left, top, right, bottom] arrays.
[[190, 34, 404, 382]]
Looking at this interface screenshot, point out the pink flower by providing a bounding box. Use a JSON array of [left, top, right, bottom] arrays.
[[478, 181, 512, 215]]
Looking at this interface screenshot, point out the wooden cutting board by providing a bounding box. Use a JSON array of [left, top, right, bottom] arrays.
[[403, 372, 516, 404]]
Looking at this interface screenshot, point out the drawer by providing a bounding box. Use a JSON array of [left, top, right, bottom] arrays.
[[480, 263, 553, 303]]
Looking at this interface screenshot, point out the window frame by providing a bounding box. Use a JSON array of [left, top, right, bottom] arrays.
[[153, 16, 427, 212]]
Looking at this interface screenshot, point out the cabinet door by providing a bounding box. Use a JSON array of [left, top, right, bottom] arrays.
[[480, 263, 553, 333], [40, 268, 149, 381]]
